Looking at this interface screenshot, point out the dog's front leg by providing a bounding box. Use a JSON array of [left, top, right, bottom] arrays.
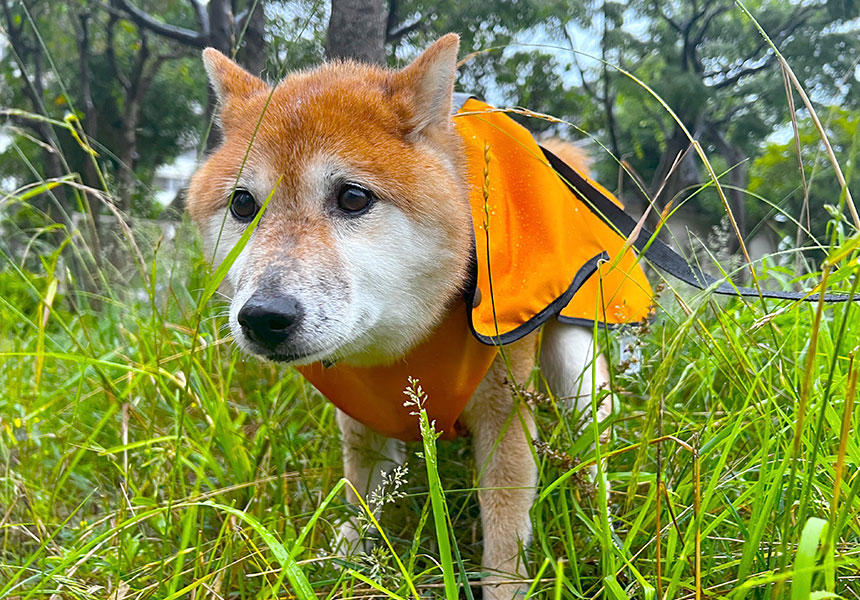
[[336, 409, 405, 552], [461, 337, 538, 600]]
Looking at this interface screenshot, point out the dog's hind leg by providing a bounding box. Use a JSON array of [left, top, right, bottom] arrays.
[[538, 319, 612, 486], [336, 409, 405, 553], [461, 335, 538, 600], [539, 320, 612, 434]]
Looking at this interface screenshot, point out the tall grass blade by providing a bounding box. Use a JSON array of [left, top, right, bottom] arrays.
[[346, 570, 409, 600], [197, 182, 278, 310], [407, 378, 459, 599], [791, 517, 828, 600], [604, 574, 631, 600]]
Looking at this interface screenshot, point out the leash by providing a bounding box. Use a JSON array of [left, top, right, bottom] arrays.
[[540, 146, 856, 303]]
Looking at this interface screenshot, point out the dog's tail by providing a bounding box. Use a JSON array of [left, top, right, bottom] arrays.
[[540, 138, 592, 176]]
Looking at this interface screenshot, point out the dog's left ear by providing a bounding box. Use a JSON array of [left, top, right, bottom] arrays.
[[395, 33, 460, 134]]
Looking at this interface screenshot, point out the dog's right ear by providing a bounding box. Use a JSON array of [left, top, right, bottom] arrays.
[[202, 48, 267, 105]]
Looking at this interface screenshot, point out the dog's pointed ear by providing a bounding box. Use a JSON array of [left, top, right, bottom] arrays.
[[396, 33, 460, 134], [202, 48, 267, 104]]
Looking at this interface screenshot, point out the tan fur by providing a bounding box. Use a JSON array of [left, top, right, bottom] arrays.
[[540, 138, 593, 175], [461, 335, 538, 596], [188, 35, 613, 600]]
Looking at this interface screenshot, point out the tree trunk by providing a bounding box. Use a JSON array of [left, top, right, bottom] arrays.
[[326, 0, 388, 65], [118, 97, 142, 213], [236, 0, 267, 76], [207, 0, 233, 53], [202, 0, 235, 149], [76, 13, 99, 187], [74, 11, 104, 266]]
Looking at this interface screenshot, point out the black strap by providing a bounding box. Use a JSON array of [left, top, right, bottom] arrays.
[[541, 146, 855, 303], [467, 251, 608, 345]]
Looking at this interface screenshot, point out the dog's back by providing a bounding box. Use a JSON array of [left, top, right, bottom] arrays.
[[540, 138, 592, 175]]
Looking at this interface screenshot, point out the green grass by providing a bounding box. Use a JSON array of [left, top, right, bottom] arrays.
[[3, 12, 860, 597], [1, 179, 859, 599]]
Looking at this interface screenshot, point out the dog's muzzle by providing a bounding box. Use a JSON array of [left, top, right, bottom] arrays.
[[237, 292, 304, 354]]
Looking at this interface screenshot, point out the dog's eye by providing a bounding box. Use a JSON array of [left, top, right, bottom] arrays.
[[229, 190, 258, 222], [336, 184, 374, 215]]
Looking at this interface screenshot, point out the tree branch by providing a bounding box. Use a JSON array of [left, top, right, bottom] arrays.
[[563, 25, 598, 100], [710, 102, 746, 127], [687, 2, 709, 30], [0, 0, 21, 39], [705, 38, 768, 80], [235, 7, 249, 29], [2, 2, 49, 119], [0, 1, 69, 205], [106, 13, 131, 91], [705, 5, 819, 88], [386, 18, 422, 43], [693, 4, 729, 47], [653, 0, 682, 34], [386, 0, 398, 40], [601, 0, 620, 158], [711, 58, 775, 89], [108, 0, 205, 48], [128, 29, 151, 99], [187, 0, 209, 34]]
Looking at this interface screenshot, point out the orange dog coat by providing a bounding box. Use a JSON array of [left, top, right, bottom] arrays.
[[298, 98, 652, 441]]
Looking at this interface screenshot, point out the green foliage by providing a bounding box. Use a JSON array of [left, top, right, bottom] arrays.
[[494, 51, 592, 135], [267, 0, 328, 73], [388, 0, 858, 237], [750, 107, 860, 242], [0, 268, 52, 341], [609, 0, 858, 228], [390, 0, 584, 127], [0, 0, 207, 215]]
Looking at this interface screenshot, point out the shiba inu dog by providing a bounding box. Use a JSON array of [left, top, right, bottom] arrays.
[[188, 34, 651, 599]]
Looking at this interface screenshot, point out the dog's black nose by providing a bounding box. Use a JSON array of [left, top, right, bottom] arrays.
[[237, 293, 304, 349]]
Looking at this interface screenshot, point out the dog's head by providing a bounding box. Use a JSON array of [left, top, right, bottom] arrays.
[[187, 35, 472, 366]]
